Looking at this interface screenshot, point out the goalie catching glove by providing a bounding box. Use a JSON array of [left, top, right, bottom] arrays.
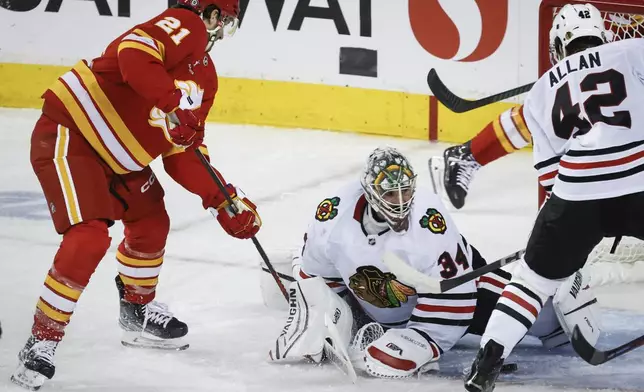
[[364, 328, 441, 378], [208, 184, 261, 239]]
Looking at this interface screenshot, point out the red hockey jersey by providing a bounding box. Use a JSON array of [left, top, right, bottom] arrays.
[[41, 7, 228, 209]]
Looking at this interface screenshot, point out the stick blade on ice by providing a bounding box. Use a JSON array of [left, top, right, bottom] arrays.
[[571, 325, 605, 365], [572, 325, 644, 366]]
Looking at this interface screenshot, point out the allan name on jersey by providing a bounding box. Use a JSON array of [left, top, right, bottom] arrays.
[[549, 51, 601, 87]]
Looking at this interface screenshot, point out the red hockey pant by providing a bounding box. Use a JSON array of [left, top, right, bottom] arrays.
[[29, 114, 170, 341]]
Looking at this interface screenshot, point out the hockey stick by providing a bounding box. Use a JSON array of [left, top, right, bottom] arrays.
[[195, 149, 290, 301], [427, 69, 534, 113], [261, 267, 295, 282], [571, 325, 644, 365], [382, 248, 526, 293]]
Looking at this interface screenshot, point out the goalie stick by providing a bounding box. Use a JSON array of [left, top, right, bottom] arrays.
[[383, 249, 526, 293], [571, 325, 644, 365], [427, 68, 534, 113], [195, 149, 289, 301]]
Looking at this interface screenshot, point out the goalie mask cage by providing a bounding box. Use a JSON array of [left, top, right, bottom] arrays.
[[538, 0, 644, 285]]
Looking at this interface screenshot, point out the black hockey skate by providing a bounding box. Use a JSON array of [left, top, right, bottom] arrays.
[[464, 340, 505, 392], [11, 336, 58, 391], [429, 142, 481, 209], [116, 275, 189, 350]]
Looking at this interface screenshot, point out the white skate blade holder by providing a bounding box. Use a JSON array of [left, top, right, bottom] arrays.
[[11, 364, 47, 391], [121, 330, 189, 351]]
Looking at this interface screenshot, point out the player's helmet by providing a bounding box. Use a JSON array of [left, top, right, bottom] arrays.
[[176, 0, 240, 51], [176, 0, 238, 15], [176, 0, 208, 13], [209, 0, 240, 18], [549, 3, 609, 65], [203, 0, 240, 51], [361, 147, 417, 233]]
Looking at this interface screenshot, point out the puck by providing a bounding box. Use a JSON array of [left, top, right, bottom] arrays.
[[501, 363, 518, 373]]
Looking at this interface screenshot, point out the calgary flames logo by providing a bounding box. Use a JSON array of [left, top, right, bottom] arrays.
[[149, 79, 205, 143], [349, 266, 416, 308], [148, 107, 170, 134], [174, 80, 204, 111], [409, 0, 509, 62]]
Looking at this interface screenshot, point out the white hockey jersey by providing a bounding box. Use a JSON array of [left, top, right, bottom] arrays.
[[526, 38, 644, 201], [298, 181, 491, 354]]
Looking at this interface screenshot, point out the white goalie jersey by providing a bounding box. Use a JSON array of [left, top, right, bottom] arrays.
[[297, 181, 489, 354], [526, 38, 644, 201]]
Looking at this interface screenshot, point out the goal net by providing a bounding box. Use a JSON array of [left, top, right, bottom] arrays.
[[539, 0, 644, 285]]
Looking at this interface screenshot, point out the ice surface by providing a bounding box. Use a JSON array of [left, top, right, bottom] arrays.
[[1, 108, 643, 391]]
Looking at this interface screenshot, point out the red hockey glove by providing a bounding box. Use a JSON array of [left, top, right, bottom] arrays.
[[161, 90, 204, 149], [209, 185, 261, 239], [167, 109, 204, 149]]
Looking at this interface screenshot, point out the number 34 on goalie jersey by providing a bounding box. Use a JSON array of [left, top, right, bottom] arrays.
[[523, 38, 644, 201]]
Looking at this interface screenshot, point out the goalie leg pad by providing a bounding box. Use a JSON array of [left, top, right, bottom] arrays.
[[259, 249, 297, 310], [529, 298, 569, 349], [269, 277, 353, 363], [553, 270, 601, 347]]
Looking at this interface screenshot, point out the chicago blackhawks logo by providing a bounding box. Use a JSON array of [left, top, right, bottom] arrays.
[[420, 208, 447, 234], [315, 197, 340, 222], [349, 266, 416, 308]]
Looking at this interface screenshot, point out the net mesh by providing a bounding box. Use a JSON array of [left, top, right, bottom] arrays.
[[547, 5, 644, 279], [349, 322, 384, 355]]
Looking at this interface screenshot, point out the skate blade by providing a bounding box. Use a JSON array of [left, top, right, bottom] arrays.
[[428, 157, 445, 195], [427, 157, 453, 210], [121, 331, 189, 351], [10, 364, 46, 391]]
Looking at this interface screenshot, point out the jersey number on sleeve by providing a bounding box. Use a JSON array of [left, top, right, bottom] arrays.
[[155, 17, 191, 45], [438, 244, 470, 279], [551, 68, 631, 140]]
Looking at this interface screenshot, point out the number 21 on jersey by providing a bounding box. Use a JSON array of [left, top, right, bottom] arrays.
[[155, 17, 191, 45]]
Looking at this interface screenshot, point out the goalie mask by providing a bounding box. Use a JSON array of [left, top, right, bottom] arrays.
[[361, 147, 417, 233], [549, 3, 608, 65]]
